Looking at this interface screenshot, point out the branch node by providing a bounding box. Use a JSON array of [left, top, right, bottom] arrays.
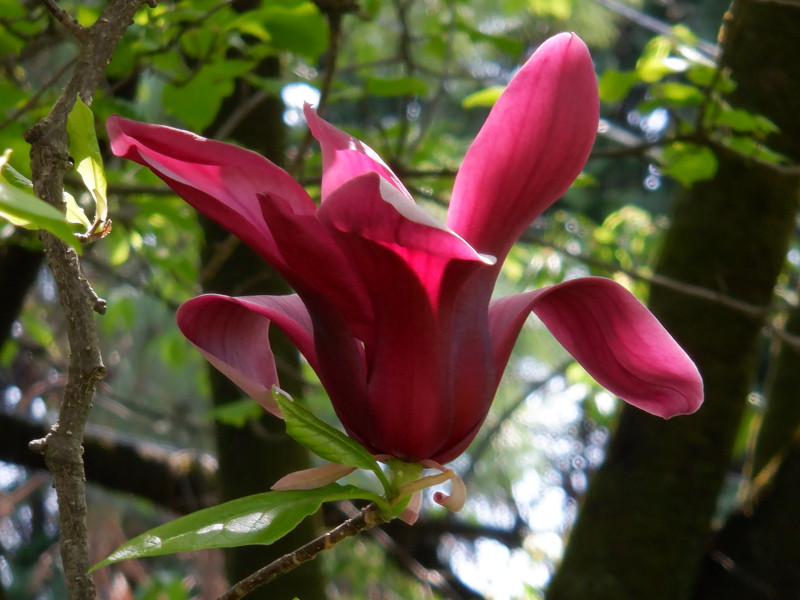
[[93, 297, 107, 315], [29, 437, 49, 455]]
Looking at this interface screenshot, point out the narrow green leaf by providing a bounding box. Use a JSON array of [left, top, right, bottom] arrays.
[[67, 96, 108, 225], [273, 389, 391, 493], [92, 484, 384, 570], [0, 182, 80, 250], [723, 135, 787, 165], [462, 86, 505, 109], [713, 107, 779, 135]]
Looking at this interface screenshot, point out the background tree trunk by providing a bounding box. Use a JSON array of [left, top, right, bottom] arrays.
[[200, 55, 325, 600], [547, 1, 800, 597]]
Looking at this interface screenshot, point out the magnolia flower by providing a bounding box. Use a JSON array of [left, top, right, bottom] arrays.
[[107, 33, 702, 467]]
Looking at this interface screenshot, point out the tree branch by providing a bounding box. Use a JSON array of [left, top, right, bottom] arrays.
[[23, 1, 152, 598], [217, 503, 389, 600]]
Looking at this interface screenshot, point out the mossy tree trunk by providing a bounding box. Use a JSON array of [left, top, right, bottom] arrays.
[[547, 1, 800, 598]]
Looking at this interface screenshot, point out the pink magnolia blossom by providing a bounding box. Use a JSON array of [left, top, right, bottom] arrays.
[[107, 33, 702, 465]]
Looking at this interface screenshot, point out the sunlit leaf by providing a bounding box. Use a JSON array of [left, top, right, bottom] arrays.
[[598, 70, 638, 103], [92, 484, 385, 570], [259, 2, 327, 60], [0, 182, 80, 250], [64, 191, 92, 229], [67, 96, 108, 226], [654, 81, 704, 107], [462, 86, 504, 109], [661, 142, 718, 187]]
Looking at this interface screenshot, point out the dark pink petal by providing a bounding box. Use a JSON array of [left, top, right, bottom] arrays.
[[257, 191, 374, 339], [176, 294, 318, 416], [106, 115, 314, 264], [315, 173, 496, 460], [489, 277, 703, 418], [447, 33, 599, 261], [318, 172, 493, 299], [303, 106, 413, 201]]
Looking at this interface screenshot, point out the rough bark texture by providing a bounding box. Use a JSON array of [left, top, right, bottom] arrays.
[[23, 2, 151, 598], [547, 1, 800, 598], [200, 51, 325, 599]]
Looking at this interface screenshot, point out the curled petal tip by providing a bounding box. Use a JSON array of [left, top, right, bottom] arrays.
[[432, 471, 466, 513]]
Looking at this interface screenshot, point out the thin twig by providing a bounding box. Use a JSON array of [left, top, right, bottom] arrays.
[[521, 232, 768, 318], [336, 500, 465, 600], [39, 0, 86, 39], [217, 503, 389, 600], [289, 1, 352, 177]]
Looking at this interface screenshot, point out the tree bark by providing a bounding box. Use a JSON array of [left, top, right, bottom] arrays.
[[23, 2, 152, 598], [547, 1, 800, 598]]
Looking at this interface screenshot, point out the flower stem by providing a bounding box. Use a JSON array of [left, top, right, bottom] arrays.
[[216, 502, 389, 600]]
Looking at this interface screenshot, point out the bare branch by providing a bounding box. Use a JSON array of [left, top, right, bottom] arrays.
[[38, 0, 86, 40], [23, 1, 153, 598], [217, 503, 389, 600]]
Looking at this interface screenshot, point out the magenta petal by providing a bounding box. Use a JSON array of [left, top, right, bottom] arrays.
[[106, 115, 314, 263], [489, 277, 703, 418], [257, 191, 374, 339], [303, 106, 413, 201], [447, 33, 599, 260], [314, 173, 496, 461], [317, 172, 494, 277], [176, 294, 318, 416]]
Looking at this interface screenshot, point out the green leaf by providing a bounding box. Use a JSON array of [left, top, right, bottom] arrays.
[[723, 135, 787, 165], [92, 484, 384, 570], [661, 142, 718, 187], [462, 86, 505, 109], [64, 191, 92, 229], [636, 36, 686, 83], [67, 97, 108, 227], [365, 76, 429, 98], [255, 2, 328, 60], [597, 70, 638, 103], [163, 60, 253, 131], [0, 182, 80, 251], [274, 389, 391, 493], [0, 151, 32, 189], [654, 81, 704, 107], [713, 107, 779, 135]]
